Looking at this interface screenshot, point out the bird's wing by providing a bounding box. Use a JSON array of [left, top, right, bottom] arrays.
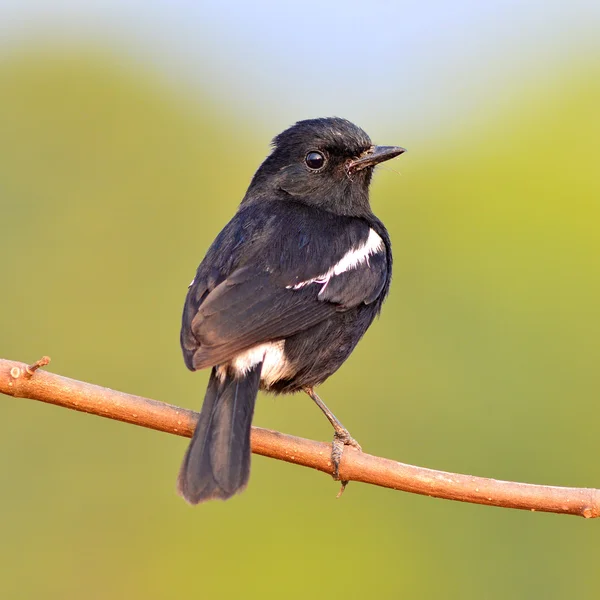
[[181, 202, 389, 370]]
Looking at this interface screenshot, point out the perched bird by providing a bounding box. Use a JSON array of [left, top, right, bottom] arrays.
[[178, 117, 405, 504]]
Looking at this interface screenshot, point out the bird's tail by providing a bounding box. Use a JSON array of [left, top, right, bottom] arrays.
[[177, 364, 261, 504]]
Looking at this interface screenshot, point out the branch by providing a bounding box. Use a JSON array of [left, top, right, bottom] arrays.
[[1, 357, 598, 518]]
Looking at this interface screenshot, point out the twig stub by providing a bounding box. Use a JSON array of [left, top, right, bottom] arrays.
[[25, 356, 51, 377]]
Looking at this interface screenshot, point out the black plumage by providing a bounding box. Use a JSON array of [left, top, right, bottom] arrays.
[[178, 117, 405, 504]]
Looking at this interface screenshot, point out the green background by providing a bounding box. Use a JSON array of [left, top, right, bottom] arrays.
[[1, 45, 599, 598]]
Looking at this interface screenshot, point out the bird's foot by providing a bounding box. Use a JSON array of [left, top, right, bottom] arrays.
[[331, 429, 362, 497], [302, 387, 363, 497]]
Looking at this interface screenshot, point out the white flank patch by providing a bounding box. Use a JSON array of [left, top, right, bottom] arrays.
[[231, 340, 288, 386], [290, 228, 384, 292]]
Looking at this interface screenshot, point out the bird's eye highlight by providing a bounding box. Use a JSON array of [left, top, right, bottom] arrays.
[[305, 151, 325, 171]]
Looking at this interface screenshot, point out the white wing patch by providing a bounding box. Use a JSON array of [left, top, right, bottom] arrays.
[[290, 228, 384, 293]]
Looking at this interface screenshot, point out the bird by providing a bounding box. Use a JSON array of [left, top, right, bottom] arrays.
[[178, 117, 405, 504]]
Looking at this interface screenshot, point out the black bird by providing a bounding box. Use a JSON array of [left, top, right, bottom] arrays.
[[178, 117, 404, 504]]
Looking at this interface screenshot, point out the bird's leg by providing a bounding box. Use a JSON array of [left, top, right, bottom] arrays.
[[304, 387, 362, 489]]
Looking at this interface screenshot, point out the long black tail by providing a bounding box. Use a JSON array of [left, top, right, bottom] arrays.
[[177, 364, 262, 504]]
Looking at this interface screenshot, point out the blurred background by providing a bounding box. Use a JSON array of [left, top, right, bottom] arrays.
[[1, 1, 599, 598]]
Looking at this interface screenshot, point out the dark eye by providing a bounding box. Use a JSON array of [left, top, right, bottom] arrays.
[[305, 151, 325, 170]]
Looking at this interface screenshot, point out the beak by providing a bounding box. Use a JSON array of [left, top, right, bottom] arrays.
[[348, 145, 406, 172]]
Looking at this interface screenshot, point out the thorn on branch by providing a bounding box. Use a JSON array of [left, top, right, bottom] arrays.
[[24, 356, 51, 378]]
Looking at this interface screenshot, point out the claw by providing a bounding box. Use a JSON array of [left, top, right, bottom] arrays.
[[336, 481, 348, 499], [331, 429, 363, 490]]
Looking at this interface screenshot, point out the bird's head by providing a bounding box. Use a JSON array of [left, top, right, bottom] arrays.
[[244, 117, 405, 216]]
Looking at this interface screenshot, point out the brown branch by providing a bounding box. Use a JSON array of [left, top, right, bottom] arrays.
[[1, 356, 598, 518]]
